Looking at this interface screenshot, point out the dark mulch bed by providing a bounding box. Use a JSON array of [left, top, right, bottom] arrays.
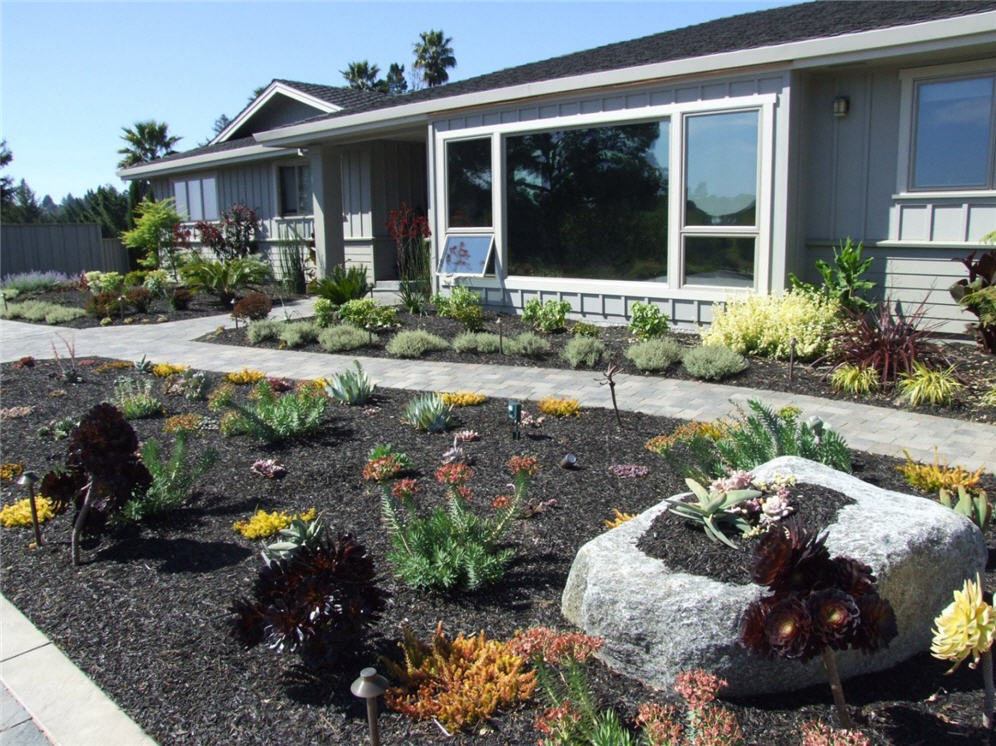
[[5, 285, 304, 329], [205, 310, 996, 425], [639, 485, 855, 585], [1, 359, 995, 745]]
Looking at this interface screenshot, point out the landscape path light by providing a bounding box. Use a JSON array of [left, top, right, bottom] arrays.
[[16, 471, 42, 547], [351, 666, 389, 746]]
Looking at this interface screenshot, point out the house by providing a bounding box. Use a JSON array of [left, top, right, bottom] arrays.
[[118, 0, 996, 333]]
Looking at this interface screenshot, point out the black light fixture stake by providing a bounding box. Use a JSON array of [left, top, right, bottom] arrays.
[[497, 318, 503, 355], [507, 400, 521, 441], [17, 472, 42, 547], [351, 666, 389, 746], [789, 337, 797, 384]]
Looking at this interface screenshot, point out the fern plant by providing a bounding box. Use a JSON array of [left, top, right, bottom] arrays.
[[324, 361, 375, 405], [713, 399, 852, 474], [121, 431, 218, 522]]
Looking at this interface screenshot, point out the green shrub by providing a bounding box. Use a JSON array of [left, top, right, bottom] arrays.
[[387, 329, 449, 358], [313, 298, 336, 327], [452, 331, 501, 354], [522, 299, 571, 333], [702, 289, 840, 361], [628, 301, 670, 339], [113, 376, 163, 419], [682, 344, 748, 381], [896, 362, 963, 407], [790, 237, 877, 314], [317, 323, 372, 352], [561, 337, 607, 369], [433, 286, 483, 331], [624, 338, 682, 372], [121, 431, 218, 522], [123, 270, 148, 288], [246, 319, 282, 345], [982, 386, 996, 408], [1, 300, 85, 325], [715, 399, 851, 474], [86, 291, 125, 318], [213, 381, 327, 444], [402, 393, 452, 432], [507, 332, 550, 358], [337, 298, 397, 330], [84, 270, 124, 294], [311, 264, 371, 305], [324, 361, 375, 405], [828, 364, 879, 396], [278, 321, 319, 348], [180, 256, 271, 305], [570, 322, 600, 338]]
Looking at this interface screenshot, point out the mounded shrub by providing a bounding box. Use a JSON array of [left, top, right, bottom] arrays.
[[702, 289, 840, 361], [232, 292, 273, 322], [386, 329, 450, 358], [278, 321, 319, 348], [246, 319, 281, 345], [561, 336, 607, 369], [2, 300, 86, 325], [682, 344, 748, 381], [452, 332, 501, 354], [125, 287, 153, 314], [624, 338, 683, 372], [86, 291, 125, 318], [318, 324, 372, 352], [507, 332, 550, 358]]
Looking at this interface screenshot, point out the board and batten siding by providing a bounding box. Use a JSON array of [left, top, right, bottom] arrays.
[[1, 224, 129, 276], [796, 61, 995, 334], [431, 71, 789, 328]]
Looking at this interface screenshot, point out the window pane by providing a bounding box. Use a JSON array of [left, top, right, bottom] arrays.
[[685, 111, 758, 226], [173, 181, 188, 218], [297, 164, 312, 214], [279, 166, 298, 215], [506, 120, 669, 281], [202, 177, 218, 220], [684, 236, 754, 288], [913, 77, 993, 188], [447, 139, 492, 227], [188, 179, 203, 221]]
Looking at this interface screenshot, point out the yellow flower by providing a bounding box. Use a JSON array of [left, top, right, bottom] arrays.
[[931, 575, 996, 673]]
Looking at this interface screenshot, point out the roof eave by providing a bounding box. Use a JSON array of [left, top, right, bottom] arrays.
[[209, 81, 342, 146], [255, 9, 996, 147], [117, 144, 295, 180]]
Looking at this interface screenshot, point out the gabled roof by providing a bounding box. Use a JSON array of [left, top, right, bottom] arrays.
[[265, 0, 996, 130], [210, 79, 386, 145]]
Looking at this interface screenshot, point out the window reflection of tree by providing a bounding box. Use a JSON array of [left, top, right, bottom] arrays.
[[448, 140, 492, 227], [506, 122, 669, 281]]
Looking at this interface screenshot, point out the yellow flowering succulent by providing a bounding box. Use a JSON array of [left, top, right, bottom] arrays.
[[0, 496, 56, 528], [225, 367, 266, 385], [233, 508, 317, 540], [152, 362, 190, 378], [604, 509, 635, 529], [439, 391, 487, 407], [931, 575, 996, 673], [537, 396, 580, 417]]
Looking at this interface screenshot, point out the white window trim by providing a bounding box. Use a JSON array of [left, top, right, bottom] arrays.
[[170, 173, 219, 222], [433, 93, 776, 294], [272, 159, 314, 218], [896, 59, 996, 195]]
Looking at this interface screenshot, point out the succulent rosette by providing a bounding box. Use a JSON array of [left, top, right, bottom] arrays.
[[751, 520, 832, 593], [809, 588, 861, 648], [931, 575, 996, 673], [764, 596, 816, 660]]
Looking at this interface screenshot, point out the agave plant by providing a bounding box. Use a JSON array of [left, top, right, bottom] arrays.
[[666, 478, 760, 548], [262, 516, 325, 562], [324, 360, 375, 405], [939, 486, 992, 532], [402, 392, 452, 433]]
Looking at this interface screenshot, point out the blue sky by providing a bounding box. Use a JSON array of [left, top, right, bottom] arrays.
[[1, 0, 793, 202]]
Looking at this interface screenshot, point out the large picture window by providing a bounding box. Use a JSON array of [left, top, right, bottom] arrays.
[[682, 110, 759, 288], [912, 75, 995, 189], [506, 120, 669, 282], [447, 139, 492, 227], [173, 175, 218, 221], [279, 163, 312, 216]]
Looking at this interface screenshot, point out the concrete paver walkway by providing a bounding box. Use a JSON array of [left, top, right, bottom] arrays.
[[0, 303, 994, 745]]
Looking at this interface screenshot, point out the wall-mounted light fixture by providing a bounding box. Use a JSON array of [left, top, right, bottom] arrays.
[[832, 96, 850, 118], [296, 147, 308, 157]]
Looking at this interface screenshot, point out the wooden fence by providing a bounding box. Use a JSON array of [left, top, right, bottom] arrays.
[[1, 224, 130, 277]]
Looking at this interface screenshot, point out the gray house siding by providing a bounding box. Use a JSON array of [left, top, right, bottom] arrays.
[[797, 59, 996, 333], [430, 70, 790, 328]]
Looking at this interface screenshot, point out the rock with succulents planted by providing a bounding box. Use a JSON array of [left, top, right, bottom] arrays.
[[561, 456, 987, 696]]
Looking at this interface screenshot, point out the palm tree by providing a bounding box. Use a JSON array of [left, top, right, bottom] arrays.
[[413, 30, 456, 87], [117, 120, 181, 169], [341, 60, 381, 90], [385, 62, 408, 96]]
